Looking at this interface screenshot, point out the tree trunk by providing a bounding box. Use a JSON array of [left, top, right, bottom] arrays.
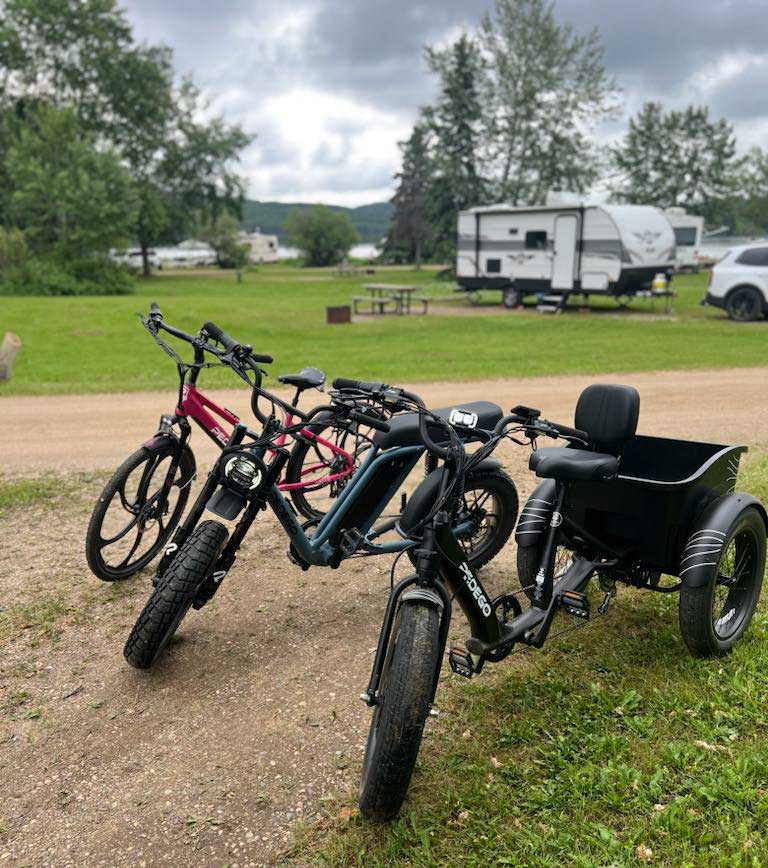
[[141, 243, 151, 278], [415, 239, 422, 271], [0, 332, 21, 382]]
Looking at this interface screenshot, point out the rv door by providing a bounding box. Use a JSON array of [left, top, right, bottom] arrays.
[[552, 215, 579, 290]]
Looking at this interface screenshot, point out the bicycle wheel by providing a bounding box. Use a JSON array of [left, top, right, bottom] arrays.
[[123, 520, 228, 670], [359, 601, 440, 822], [407, 469, 518, 571], [86, 441, 195, 581], [679, 507, 765, 657], [285, 418, 378, 520]]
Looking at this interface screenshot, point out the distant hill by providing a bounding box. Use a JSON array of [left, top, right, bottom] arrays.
[[240, 200, 392, 243]]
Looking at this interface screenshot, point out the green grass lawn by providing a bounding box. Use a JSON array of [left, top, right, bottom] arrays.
[[0, 267, 765, 397], [294, 452, 768, 867]]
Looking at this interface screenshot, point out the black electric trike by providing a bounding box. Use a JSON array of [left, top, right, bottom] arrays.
[[356, 383, 767, 822]]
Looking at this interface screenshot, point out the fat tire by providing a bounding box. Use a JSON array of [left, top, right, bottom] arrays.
[[409, 470, 518, 571], [359, 602, 440, 822], [86, 442, 195, 581], [123, 520, 228, 669], [678, 507, 765, 657]]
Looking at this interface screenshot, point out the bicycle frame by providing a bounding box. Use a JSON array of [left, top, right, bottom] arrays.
[[176, 383, 354, 492]]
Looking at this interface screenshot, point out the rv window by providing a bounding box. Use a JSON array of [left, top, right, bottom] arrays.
[[673, 227, 697, 246], [525, 231, 548, 250], [736, 247, 768, 267], [486, 258, 502, 273]]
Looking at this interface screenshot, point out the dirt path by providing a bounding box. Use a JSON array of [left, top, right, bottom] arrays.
[[1, 368, 767, 867], [3, 367, 768, 475]]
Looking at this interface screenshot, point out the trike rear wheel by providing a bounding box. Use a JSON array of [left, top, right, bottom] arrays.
[[359, 601, 440, 822], [678, 507, 765, 657]]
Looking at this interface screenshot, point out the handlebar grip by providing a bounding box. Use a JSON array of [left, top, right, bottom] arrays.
[[332, 378, 385, 393], [350, 409, 390, 433], [149, 302, 162, 319], [249, 353, 273, 364], [204, 321, 239, 352], [549, 421, 589, 441]]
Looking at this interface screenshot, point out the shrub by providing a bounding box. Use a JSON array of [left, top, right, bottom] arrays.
[[0, 256, 134, 296], [68, 257, 135, 294]]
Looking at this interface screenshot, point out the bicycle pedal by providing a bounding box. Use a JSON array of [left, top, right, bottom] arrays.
[[559, 590, 590, 620], [449, 646, 475, 679]]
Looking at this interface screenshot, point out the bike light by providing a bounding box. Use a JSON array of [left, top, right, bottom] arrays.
[[224, 454, 264, 491]]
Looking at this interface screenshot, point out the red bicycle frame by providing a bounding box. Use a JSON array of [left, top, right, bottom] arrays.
[[177, 383, 354, 492]]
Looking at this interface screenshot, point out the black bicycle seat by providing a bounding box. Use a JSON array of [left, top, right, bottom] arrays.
[[529, 447, 618, 482], [278, 367, 326, 390]]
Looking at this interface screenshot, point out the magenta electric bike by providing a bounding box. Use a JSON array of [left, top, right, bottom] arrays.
[[85, 304, 372, 582]]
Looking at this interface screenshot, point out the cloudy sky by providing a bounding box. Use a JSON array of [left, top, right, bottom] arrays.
[[123, 0, 768, 206]]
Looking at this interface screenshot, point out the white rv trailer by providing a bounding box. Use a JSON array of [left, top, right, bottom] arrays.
[[662, 207, 705, 271], [456, 201, 676, 307]]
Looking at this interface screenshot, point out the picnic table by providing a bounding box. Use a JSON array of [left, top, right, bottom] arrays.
[[352, 284, 429, 316]]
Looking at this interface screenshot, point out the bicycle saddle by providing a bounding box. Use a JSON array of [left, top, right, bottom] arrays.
[[529, 384, 640, 483], [278, 367, 326, 390], [373, 401, 502, 449]]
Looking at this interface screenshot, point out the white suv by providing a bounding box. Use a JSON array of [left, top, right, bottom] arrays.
[[704, 242, 768, 321]]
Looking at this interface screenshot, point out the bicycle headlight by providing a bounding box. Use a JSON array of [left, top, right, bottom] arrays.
[[223, 453, 265, 492]]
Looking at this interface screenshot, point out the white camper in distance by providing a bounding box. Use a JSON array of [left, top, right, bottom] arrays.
[[663, 207, 705, 272], [457, 198, 676, 308]]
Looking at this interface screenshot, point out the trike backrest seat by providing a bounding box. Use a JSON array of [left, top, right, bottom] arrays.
[[530, 384, 640, 483], [373, 401, 502, 450], [574, 384, 640, 455]]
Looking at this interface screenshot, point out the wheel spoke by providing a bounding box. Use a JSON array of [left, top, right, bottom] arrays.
[[100, 513, 140, 546]]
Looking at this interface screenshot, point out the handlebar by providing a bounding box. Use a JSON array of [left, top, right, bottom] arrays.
[[332, 377, 385, 393], [494, 410, 588, 443], [349, 408, 390, 433], [203, 321, 239, 352], [202, 320, 274, 364]]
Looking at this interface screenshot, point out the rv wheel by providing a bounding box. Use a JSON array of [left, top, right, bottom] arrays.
[[502, 286, 521, 309]]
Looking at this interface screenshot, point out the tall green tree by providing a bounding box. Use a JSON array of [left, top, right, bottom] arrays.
[[478, 0, 619, 204], [425, 34, 486, 260], [0, 0, 252, 274], [385, 122, 434, 268], [286, 206, 358, 267], [613, 103, 738, 209], [5, 105, 137, 260]]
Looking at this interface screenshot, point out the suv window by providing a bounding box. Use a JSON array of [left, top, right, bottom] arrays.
[[525, 230, 548, 250], [736, 247, 768, 267]]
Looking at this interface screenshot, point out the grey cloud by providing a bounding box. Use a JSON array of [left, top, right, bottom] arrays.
[[123, 0, 768, 199]]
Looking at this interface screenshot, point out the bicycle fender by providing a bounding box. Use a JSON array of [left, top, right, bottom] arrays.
[[515, 478, 556, 548], [679, 492, 768, 588], [140, 432, 197, 488], [401, 586, 445, 611], [399, 459, 504, 536]]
